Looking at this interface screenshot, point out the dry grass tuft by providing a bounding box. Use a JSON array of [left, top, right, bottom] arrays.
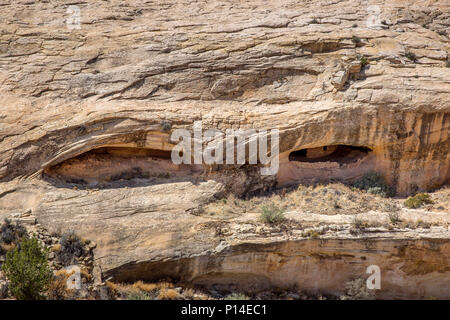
[[132, 280, 158, 292], [1, 242, 16, 252], [80, 267, 92, 281], [47, 270, 77, 300], [158, 288, 180, 300], [51, 243, 61, 252], [105, 281, 119, 293], [106, 280, 178, 300]]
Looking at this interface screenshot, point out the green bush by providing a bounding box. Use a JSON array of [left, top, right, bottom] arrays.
[[367, 186, 384, 196], [405, 51, 417, 62], [404, 193, 433, 209], [2, 237, 53, 300], [260, 203, 285, 224], [352, 172, 395, 197], [352, 35, 362, 45], [302, 229, 320, 239], [224, 293, 250, 300], [125, 290, 152, 300], [359, 56, 368, 67], [56, 231, 85, 266], [224, 292, 250, 300]]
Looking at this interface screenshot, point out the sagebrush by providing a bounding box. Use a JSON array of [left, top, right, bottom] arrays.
[[260, 203, 285, 224], [56, 231, 85, 266], [0, 218, 27, 246], [404, 193, 433, 209], [352, 172, 395, 197]]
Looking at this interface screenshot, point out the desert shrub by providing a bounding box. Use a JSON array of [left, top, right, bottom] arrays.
[[352, 35, 362, 45], [2, 237, 53, 300], [381, 201, 400, 213], [405, 51, 417, 62], [0, 219, 27, 245], [446, 60, 450, 68], [352, 172, 395, 197], [359, 56, 368, 67], [351, 216, 366, 230], [260, 203, 285, 224], [56, 231, 85, 266], [132, 280, 158, 292], [47, 270, 76, 300], [224, 293, 250, 300], [0, 242, 16, 255], [105, 282, 123, 297], [310, 18, 319, 24], [157, 172, 170, 179], [302, 229, 320, 239], [158, 288, 180, 300], [404, 193, 433, 209], [182, 287, 204, 299], [388, 211, 401, 225], [367, 187, 384, 196], [125, 290, 152, 300], [161, 120, 172, 132], [415, 220, 431, 229], [47, 276, 67, 300]]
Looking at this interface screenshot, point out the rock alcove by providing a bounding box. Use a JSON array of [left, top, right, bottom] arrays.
[[43, 146, 203, 187], [278, 145, 376, 186]]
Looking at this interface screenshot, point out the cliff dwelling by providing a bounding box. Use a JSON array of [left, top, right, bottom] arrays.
[[279, 145, 376, 186]]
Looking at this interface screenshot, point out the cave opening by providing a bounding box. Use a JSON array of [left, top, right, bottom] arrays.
[[43, 146, 200, 187], [288, 145, 372, 164]]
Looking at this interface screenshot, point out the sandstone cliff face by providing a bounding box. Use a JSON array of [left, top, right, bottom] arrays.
[[0, 0, 449, 298], [0, 0, 449, 193], [108, 238, 450, 300]]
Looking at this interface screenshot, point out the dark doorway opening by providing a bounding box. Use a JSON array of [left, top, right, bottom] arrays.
[[288, 145, 371, 164]]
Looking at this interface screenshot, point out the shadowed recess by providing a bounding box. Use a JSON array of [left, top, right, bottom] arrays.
[[43, 146, 201, 187], [289, 145, 372, 164]]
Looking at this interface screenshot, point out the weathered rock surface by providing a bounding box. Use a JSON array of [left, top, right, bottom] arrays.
[[0, 0, 449, 298]]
